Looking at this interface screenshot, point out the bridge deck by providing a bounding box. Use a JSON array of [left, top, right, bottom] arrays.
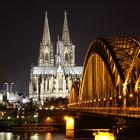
[[68, 107, 140, 119]]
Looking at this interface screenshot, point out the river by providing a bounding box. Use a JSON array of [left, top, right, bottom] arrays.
[[1, 115, 140, 140]]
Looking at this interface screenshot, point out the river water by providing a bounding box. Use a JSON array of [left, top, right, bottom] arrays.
[[1, 128, 140, 140], [1, 116, 140, 140], [0, 132, 66, 140], [0, 130, 110, 140]]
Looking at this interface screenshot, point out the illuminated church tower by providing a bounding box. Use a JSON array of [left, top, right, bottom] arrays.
[[38, 12, 54, 66], [29, 11, 82, 104], [55, 11, 75, 67]]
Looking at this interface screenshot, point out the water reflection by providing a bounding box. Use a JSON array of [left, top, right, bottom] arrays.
[[30, 133, 39, 140], [0, 132, 13, 140], [65, 116, 74, 139], [0, 130, 116, 140], [0, 132, 66, 140], [93, 129, 115, 140], [45, 132, 52, 140]]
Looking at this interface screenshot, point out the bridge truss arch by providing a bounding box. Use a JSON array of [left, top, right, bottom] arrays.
[[69, 37, 140, 108], [69, 81, 80, 104]]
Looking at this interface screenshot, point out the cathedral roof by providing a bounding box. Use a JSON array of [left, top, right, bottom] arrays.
[[33, 67, 56, 75], [32, 66, 82, 75], [64, 67, 82, 75]]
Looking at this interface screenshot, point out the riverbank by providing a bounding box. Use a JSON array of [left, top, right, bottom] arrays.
[[0, 124, 66, 132]]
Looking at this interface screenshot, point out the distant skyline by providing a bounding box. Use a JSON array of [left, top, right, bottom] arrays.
[[0, 0, 140, 94]]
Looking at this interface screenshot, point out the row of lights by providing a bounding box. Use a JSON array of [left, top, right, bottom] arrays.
[[80, 96, 118, 104], [70, 94, 135, 105]]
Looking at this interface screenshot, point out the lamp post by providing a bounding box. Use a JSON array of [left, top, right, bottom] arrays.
[[129, 93, 133, 107]]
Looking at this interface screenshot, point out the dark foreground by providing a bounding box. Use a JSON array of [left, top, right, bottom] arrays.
[[1, 109, 140, 139]]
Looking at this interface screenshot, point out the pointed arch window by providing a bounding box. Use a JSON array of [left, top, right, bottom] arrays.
[[65, 53, 68, 61], [45, 53, 49, 60]]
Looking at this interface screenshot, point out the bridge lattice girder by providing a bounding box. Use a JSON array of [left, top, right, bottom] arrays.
[[77, 37, 140, 103], [108, 38, 140, 84], [69, 81, 80, 104]]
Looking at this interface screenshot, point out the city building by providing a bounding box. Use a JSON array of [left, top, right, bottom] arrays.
[[29, 11, 82, 104], [0, 83, 23, 104]]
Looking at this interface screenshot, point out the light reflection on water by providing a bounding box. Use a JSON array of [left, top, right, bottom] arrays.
[[0, 130, 116, 140], [0, 132, 13, 140], [93, 130, 115, 140], [0, 132, 66, 140]]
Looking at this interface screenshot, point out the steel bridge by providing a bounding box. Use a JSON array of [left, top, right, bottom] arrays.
[[68, 37, 140, 118]]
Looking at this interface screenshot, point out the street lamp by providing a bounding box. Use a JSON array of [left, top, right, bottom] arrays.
[[118, 95, 122, 99], [129, 94, 133, 98]]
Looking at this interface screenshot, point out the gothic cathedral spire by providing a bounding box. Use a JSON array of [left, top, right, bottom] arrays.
[[62, 11, 70, 45], [38, 11, 54, 66], [42, 11, 51, 45]]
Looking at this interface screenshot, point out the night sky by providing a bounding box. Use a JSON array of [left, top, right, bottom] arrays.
[[0, 0, 140, 94]]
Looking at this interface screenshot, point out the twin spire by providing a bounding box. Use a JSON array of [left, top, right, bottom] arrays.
[[39, 11, 75, 67], [42, 11, 51, 45], [42, 11, 70, 45], [62, 11, 70, 44]]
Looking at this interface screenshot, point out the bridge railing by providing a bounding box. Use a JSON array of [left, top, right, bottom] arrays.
[[68, 106, 140, 119]]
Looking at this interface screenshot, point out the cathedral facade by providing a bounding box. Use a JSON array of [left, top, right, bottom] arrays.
[[29, 11, 82, 104]]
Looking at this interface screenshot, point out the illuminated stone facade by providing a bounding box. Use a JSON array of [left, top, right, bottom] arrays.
[[29, 11, 82, 103]]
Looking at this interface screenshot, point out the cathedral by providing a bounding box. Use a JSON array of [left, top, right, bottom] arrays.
[[29, 11, 82, 104]]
